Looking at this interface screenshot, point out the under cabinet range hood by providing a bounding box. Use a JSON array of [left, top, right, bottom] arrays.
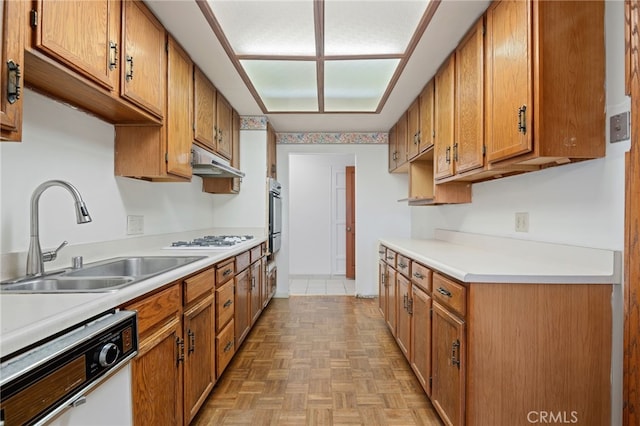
[[191, 145, 244, 178]]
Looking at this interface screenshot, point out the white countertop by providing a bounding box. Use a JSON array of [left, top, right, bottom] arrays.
[[0, 236, 267, 359], [381, 230, 621, 285]]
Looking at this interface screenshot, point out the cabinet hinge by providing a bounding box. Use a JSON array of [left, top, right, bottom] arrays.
[[30, 10, 38, 28], [429, 377, 432, 387], [165, 40, 169, 53], [165, 152, 169, 163], [430, 307, 433, 318], [482, 24, 486, 36], [482, 145, 486, 156]]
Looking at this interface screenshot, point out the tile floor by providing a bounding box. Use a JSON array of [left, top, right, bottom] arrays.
[[289, 275, 356, 295]]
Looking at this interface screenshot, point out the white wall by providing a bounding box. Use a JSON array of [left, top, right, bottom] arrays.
[[0, 90, 218, 256], [410, 3, 627, 424], [276, 144, 411, 297], [289, 153, 354, 275], [210, 129, 268, 231]]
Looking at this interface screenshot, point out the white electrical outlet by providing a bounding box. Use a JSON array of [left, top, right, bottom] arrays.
[[127, 215, 144, 235], [515, 212, 529, 233]]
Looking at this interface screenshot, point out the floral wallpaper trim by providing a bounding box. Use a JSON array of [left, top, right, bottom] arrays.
[[240, 116, 268, 130], [276, 132, 388, 145]]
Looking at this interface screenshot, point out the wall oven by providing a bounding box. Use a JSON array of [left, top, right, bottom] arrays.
[[268, 178, 282, 253]]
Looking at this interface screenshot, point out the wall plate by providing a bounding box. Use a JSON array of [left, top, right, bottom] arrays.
[[610, 111, 630, 143]]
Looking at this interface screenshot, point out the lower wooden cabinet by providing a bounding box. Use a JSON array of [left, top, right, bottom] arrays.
[[410, 284, 432, 396], [250, 260, 262, 325], [125, 284, 183, 426], [377, 244, 613, 426], [183, 294, 214, 424], [396, 273, 411, 358], [234, 267, 251, 347], [431, 301, 465, 426], [216, 318, 235, 378]]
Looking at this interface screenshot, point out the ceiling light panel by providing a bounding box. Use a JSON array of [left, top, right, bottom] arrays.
[[241, 60, 318, 111], [324, 0, 431, 56], [324, 59, 400, 111], [209, 0, 316, 56]]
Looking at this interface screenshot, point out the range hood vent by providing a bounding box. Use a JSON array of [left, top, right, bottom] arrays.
[[191, 145, 244, 178]]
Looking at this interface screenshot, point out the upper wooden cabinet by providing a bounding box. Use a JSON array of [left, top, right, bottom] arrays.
[[193, 66, 217, 153], [485, 0, 605, 167], [419, 80, 435, 154], [120, 0, 166, 119], [115, 36, 193, 181], [389, 112, 409, 173], [434, 54, 455, 180], [215, 93, 233, 160], [1, 0, 24, 142], [24, 0, 164, 124], [267, 122, 277, 178], [407, 98, 421, 160]]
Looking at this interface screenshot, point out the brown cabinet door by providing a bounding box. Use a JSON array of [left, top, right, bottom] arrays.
[[216, 94, 233, 160], [33, 0, 118, 91], [1, 0, 24, 141], [235, 268, 251, 346], [166, 37, 192, 179], [434, 54, 455, 180], [419, 80, 435, 153], [250, 260, 262, 325], [407, 98, 420, 160], [388, 123, 398, 172], [396, 274, 411, 360], [485, 0, 532, 164], [267, 122, 277, 178], [387, 267, 397, 336], [378, 260, 387, 317], [396, 112, 409, 168], [183, 295, 215, 424], [121, 0, 166, 118], [410, 285, 432, 396], [431, 302, 465, 426], [131, 318, 183, 426], [193, 67, 217, 152], [455, 18, 485, 175]]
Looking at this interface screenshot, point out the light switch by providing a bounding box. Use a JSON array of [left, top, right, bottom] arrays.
[[610, 111, 630, 143]]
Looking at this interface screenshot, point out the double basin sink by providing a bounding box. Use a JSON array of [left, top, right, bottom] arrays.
[[0, 256, 206, 293]]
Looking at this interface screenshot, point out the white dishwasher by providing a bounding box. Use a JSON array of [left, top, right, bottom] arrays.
[[0, 310, 138, 426]]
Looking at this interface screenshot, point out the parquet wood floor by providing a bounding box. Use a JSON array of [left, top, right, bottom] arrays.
[[192, 296, 443, 426]]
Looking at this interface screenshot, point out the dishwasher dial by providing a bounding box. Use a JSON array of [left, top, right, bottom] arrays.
[[98, 343, 120, 367]]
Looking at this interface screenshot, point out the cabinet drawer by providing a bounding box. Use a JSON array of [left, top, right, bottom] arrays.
[[216, 319, 235, 378], [183, 268, 214, 305], [385, 249, 397, 268], [411, 262, 432, 293], [124, 284, 181, 338], [216, 280, 234, 332], [433, 273, 466, 317], [216, 259, 235, 286], [250, 245, 263, 263], [397, 254, 410, 277], [378, 245, 387, 261], [236, 251, 250, 272]]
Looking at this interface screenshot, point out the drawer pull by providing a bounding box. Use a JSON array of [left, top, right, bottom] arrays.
[[176, 337, 184, 365], [188, 329, 195, 354], [223, 268, 233, 277], [437, 287, 452, 297], [386, 255, 394, 260], [403, 293, 408, 309], [451, 339, 461, 368], [398, 262, 407, 268], [378, 250, 385, 255], [413, 272, 424, 279], [224, 341, 234, 353], [223, 299, 232, 308]]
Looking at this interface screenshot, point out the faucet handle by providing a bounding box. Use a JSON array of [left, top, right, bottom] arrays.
[[42, 240, 68, 263]]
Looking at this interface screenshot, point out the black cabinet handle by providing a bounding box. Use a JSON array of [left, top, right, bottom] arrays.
[[437, 287, 452, 297], [7, 60, 21, 104], [224, 299, 232, 308], [125, 55, 134, 81], [518, 105, 527, 134]]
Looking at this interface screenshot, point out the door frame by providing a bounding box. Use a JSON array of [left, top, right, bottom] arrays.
[[624, 1, 639, 424]]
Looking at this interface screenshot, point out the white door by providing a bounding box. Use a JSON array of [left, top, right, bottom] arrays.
[[331, 167, 346, 275]]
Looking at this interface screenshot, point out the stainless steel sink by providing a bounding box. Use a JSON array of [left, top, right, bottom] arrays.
[[0, 277, 135, 293], [0, 256, 206, 293], [64, 256, 205, 278]]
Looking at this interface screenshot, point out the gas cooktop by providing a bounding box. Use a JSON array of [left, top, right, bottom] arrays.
[[164, 235, 254, 250]]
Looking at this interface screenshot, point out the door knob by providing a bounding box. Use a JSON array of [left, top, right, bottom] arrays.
[[347, 227, 352, 231]]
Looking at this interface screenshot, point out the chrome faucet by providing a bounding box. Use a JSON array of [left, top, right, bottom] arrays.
[[26, 180, 92, 277]]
